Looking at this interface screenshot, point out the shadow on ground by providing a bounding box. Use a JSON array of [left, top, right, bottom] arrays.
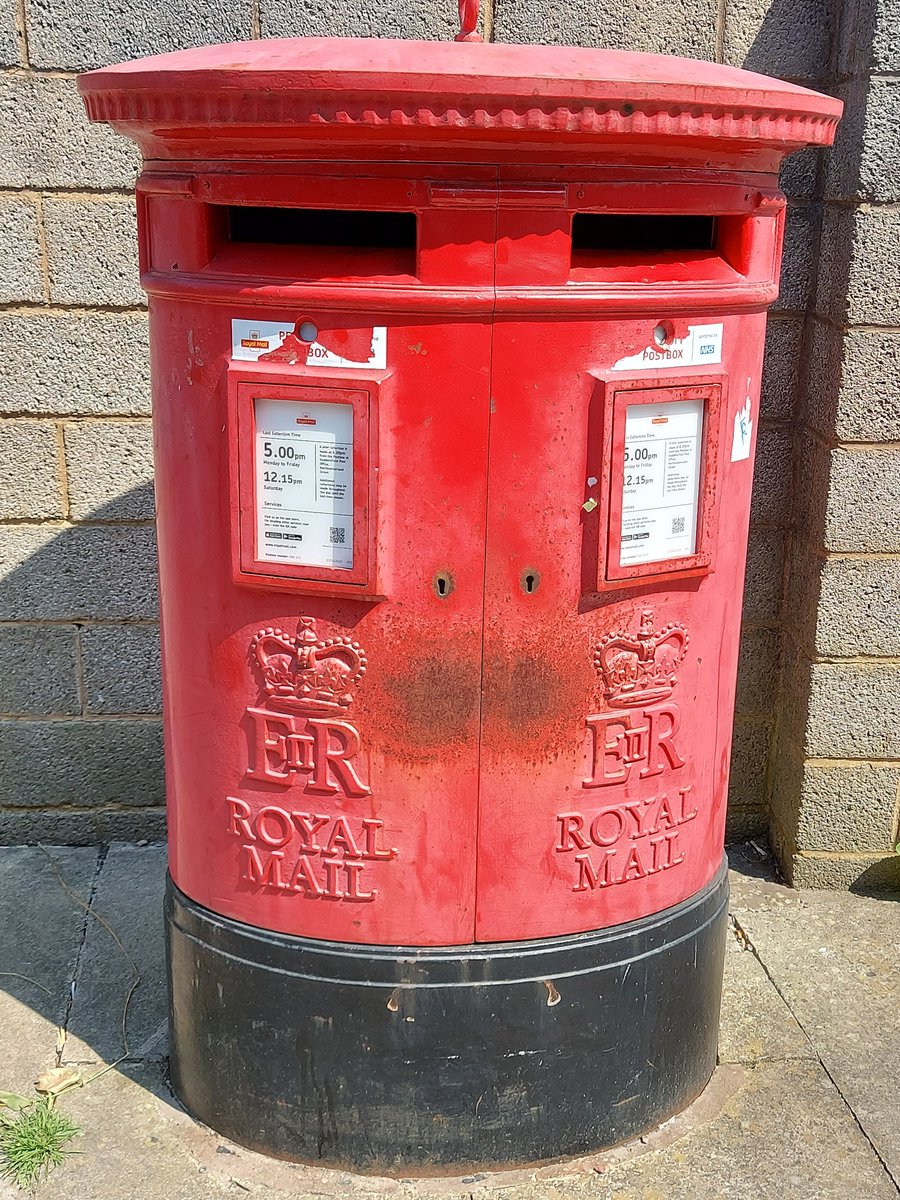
[[2, 840, 900, 1200]]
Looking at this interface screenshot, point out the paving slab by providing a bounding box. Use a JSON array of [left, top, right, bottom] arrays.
[[735, 887, 900, 1189], [718, 927, 816, 1065], [726, 843, 799, 913], [0, 846, 99, 1089], [12, 1057, 895, 1200], [62, 843, 168, 1066], [26, 1058, 422, 1200], [2, 845, 898, 1200], [21, 1063, 229, 1200], [132, 1071, 746, 1199], [516, 1062, 898, 1200]]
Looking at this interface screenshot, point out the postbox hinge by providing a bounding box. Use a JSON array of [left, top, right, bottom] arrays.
[[136, 173, 197, 198], [498, 185, 568, 208], [428, 183, 567, 208]]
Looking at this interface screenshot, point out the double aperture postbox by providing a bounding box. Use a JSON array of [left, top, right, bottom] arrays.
[[79, 39, 841, 1172]]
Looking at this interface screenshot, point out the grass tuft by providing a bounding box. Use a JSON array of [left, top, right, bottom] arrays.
[[0, 1098, 80, 1188]]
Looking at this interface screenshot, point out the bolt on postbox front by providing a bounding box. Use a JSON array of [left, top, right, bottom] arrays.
[[79, 37, 841, 1173]]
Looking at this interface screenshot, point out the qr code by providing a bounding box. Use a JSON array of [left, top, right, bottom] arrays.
[[329, 526, 346, 545], [671, 516, 686, 534]]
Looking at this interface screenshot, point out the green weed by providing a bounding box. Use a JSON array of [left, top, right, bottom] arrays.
[[0, 1098, 81, 1189]]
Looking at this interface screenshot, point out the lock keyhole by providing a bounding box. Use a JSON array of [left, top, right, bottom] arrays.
[[520, 569, 540, 595], [433, 571, 454, 599]]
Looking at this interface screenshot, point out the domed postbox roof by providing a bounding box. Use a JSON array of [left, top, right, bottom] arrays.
[[78, 38, 842, 167]]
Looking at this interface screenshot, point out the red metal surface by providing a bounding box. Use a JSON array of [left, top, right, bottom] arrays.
[[600, 378, 724, 588], [79, 42, 840, 945], [229, 371, 379, 596], [79, 39, 840, 169], [456, 0, 482, 42], [153, 294, 492, 944]]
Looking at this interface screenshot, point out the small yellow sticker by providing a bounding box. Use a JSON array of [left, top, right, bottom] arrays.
[[582, 497, 598, 513]]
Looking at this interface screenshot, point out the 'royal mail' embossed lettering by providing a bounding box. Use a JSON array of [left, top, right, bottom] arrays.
[[557, 786, 697, 850], [560, 609, 698, 893], [240, 847, 378, 900], [233, 617, 388, 901], [573, 833, 683, 890], [556, 786, 696, 891], [227, 797, 397, 902]]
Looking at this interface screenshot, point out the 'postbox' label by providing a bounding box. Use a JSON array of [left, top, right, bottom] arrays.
[[254, 397, 354, 569], [619, 397, 703, 566], [231, 319, 387, 369], [611, 323, 722, 371]]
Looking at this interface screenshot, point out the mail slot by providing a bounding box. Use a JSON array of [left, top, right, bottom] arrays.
[[79, 30, 841, 1173]]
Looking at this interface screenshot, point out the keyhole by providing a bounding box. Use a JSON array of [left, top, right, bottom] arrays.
[[433, 571, 454, 599], [520, 568, 540, 595]]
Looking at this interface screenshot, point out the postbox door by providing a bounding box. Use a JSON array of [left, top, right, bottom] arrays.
[[475, 324, 741, 943], [158, 304, 495, 948], [148, 170, 502, 948], [474, 189, 764, 943]]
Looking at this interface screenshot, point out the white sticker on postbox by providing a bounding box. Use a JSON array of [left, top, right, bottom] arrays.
[[232, 319, 387, 369], [612, 324, 723, 372], [731, 389, 753, 462]]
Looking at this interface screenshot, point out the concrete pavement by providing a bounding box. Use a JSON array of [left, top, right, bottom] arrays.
[[0, 842, 897, 1199]]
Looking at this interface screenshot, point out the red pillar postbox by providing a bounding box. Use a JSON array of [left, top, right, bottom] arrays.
[[79, 37, 840, 1172]]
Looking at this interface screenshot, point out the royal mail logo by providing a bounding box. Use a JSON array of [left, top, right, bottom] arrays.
[[252, 615, 366, 717], [557, 608, 696, 893], [246, 616, 370, 796], [232, 616, 390, 901], [594, 607, 688, 708]]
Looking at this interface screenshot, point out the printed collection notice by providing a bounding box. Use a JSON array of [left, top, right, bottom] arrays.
[[254, 398, 353, 570], [619, 398, 703, 567]]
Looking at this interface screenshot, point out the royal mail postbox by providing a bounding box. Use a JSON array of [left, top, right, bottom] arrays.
[[79, 28, 841, 1172]]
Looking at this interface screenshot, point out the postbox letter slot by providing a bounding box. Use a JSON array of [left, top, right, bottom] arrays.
[[228, 206, 417, 250], [219, 205, 417, 280], [569, 213, 747, 286], [571, 213, 716, 255]]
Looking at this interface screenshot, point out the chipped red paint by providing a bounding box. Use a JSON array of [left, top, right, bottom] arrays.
[[78, 39, 840, 945]]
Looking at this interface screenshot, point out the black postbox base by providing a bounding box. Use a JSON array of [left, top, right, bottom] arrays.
[[166, 861, 728, 1174]]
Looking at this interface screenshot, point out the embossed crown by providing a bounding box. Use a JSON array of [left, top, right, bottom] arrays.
[[594, 608, 688, 708], [251, 616, 366, 716]]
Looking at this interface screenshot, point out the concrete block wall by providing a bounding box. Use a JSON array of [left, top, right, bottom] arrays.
[[0, 17, 161, 841], [0, 0, 896, 889], [770, 0, 900, 889]]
